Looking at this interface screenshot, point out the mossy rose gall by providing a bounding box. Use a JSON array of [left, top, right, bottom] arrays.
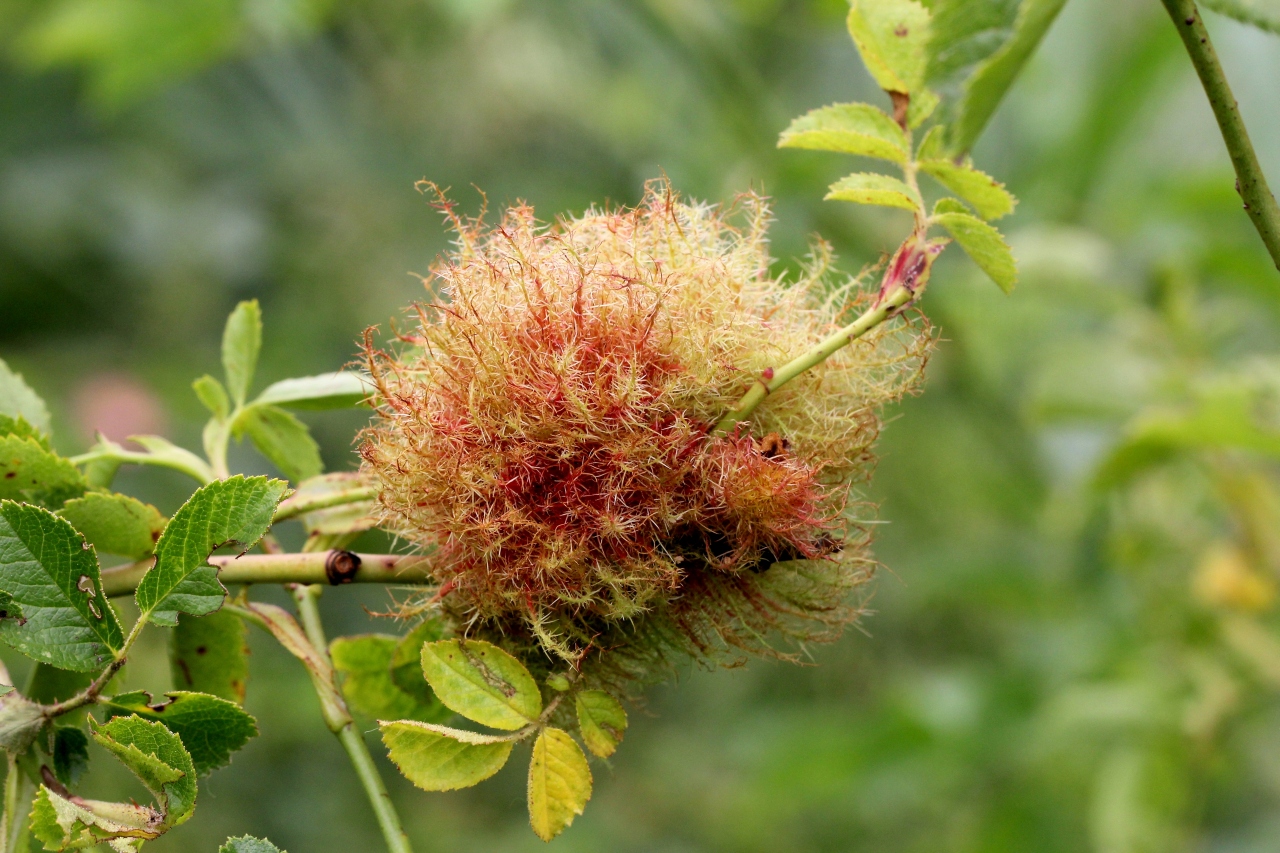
[[360, 181, 933, 675]]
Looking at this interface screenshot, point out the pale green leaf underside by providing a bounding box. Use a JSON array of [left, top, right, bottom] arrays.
[[135, 475, 289, 627], [419, 639, 541, 731], [575, 690, 628, 758], [826, 172, 922, 211], [935, 211, 1018, 293], [101, 690, 258, 776], [527, 727, 592, 842], [253, 372, 371, 410], [0, 358, 51, 435], [919, 159, 1016, 220], [846, 0, 931, 93], [0, 501, 123, 671], [380, 720, 513, 791], [778, 103, 907, 163], [60, 492, 167, 560]]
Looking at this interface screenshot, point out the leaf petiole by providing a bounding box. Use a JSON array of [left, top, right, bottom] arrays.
[[272, 485, 378, 523], [290, 586, 414, 853]]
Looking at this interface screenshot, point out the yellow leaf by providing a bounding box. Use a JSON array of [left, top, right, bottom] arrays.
[[527, 728, 592, 841], [381, 720, 513, 791]]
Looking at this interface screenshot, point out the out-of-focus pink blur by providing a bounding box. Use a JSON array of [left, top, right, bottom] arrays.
[[70, 373, 168, 443]]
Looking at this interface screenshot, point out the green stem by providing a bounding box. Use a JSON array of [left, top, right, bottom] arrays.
[[274, 486, 378, 523], [70, 445, 213, 486], [98, 551, 434, 598], [712, 283, 915, 434], [1159, 0, 1280, 270], [290, 586, 414, 853]]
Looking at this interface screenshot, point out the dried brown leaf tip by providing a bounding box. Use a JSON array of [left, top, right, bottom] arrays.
[[361, 179, 932, 675]]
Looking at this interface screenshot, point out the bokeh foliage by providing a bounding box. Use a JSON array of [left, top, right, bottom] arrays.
[[2, 0, 1280, 850]]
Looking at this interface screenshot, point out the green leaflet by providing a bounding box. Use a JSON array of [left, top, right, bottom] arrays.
[[0, 435, 86, 508], [390, 619, 445, 709], [30, 785, 162, 852], [826, 173, 922, 211], [170, 609, 249, 704], [100, 690, 258, 776], [221, 836, 286, 853], [51, 725, 90, 786], [926, 0, 1022, 85], [933, 197, 971, 216], [237, 405, 323, 483], [59, 492, 167, 559], [91, 714, 197, 826], [906, 88, 939, 128], [847, 0, 931, 94], [193, 375, 231, 420], [948, 0, 1069, 154], [331, 634, 449, 723], [934, 211, 1018, 293], [420, 639, 542, 731], [381, 720, 513, 791], [919, 159, 1017, 220], [778, 103, 908, 164], [0, 501, 123, 671], [0, 358, 51, 435], [527, 727, 592, 841], [252, 372, 372, 410], [222, 300, 262, 406], [135, 475, 289, 627], [1202, 0, 1280, 35], [0, 414, 50, 449], [575, 690, 628, 758], [915, 124, 947, 161]]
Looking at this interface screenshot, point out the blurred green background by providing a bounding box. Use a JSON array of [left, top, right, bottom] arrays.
[[4, 0, 1280, 850]]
